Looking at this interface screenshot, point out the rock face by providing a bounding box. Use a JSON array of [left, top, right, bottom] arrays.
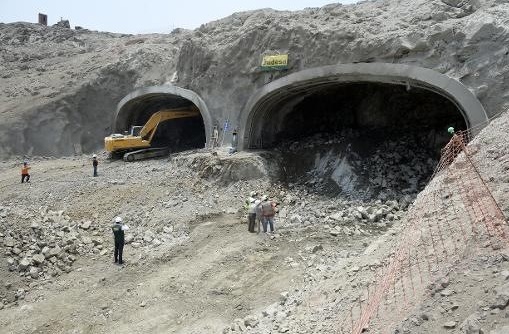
[[0, 0, 508, 158]]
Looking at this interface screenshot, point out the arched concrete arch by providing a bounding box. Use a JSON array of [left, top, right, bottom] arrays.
[[239, 63, 488, 149], [113, 85, 213, 147]]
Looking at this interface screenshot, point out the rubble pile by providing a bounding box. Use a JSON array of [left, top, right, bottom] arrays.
[[0, 206, 105, 280], [277, 131, 438, 201]]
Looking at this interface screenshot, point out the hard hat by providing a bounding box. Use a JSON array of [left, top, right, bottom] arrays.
[[254, 200, 261, 205], [261, 195, 268, 201], [447, 127, 455, 134], [92, 154, 97, 158], [249, 198, 256, 203], [249, 191, 257, 197], [114, 216, 122, 223]]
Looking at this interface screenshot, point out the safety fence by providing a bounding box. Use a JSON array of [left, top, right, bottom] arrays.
[[340, 124, 508, 333]]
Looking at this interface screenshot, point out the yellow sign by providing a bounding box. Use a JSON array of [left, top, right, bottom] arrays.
[[261, 54, 288, 70]]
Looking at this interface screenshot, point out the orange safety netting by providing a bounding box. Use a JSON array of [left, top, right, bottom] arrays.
[[341, 124, 508, 334]]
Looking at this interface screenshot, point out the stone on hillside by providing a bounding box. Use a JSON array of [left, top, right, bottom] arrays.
[[443, 321, 457, 329], [311, 244, 323, 253], [18, 258, 31, 271], [4, 238, 15, 247], [80, 221, 91, 230], [32, 254, 45, 265], [279, 291, 289, 305], [29, 266, 40, 278], [440, 288, 455, 297], [357, 206, 369, 219], [348, 266, 360, 274], [493, 282, 509, 309], [329, 212, 343, 221], [460, 313, 483, 334], [143, 231, 154, 243], [244, 315, 259, 328], [49, 246, 62, 257], [81, 236, 93, 245], [42, 246, 50, 258], [290, 215, 303, 225]]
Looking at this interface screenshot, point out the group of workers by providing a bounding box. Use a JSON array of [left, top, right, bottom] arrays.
[[247, 192, 276, 234]]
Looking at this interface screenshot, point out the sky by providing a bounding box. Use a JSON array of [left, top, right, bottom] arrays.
[[0, 0, 359, 34]]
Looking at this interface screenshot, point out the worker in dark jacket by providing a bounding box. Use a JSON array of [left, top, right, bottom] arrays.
[[92, 154, 98, 177], [112, 216, 129, 264]]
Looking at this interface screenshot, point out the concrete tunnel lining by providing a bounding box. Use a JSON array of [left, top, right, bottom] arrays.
[[113, 85, 213, 148], [239, 63, 488, 149]]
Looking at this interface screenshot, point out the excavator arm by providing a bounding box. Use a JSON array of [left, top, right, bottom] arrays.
[[140, 108, 200, 144], [104, 106, 200, 158]]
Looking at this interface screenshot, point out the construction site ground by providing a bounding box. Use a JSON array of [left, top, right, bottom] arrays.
[[0, 154, 370, 333], [1, 111, 509, 334]]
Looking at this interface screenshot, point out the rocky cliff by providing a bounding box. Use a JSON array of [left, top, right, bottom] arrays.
[[0, 0, 508, 158]]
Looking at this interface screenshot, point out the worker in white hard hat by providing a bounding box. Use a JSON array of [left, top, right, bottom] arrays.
[[247, 198, 257, 233], [112, 216, 129, 265], [92, 154, 98, 177]]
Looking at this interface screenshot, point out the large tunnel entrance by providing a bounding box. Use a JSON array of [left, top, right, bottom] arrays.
[[240, 64, 488, 201], [260, 82, 465, 148], [114, 86, 212, 153]]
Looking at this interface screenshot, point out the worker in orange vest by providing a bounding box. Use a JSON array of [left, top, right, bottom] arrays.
[[21, 161, 31, 183]]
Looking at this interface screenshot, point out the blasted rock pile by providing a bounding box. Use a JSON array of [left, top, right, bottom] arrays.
[[277, 131, 437, 201]]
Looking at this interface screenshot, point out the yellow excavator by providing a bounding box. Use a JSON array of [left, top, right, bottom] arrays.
[[105, 107, 200, 161]]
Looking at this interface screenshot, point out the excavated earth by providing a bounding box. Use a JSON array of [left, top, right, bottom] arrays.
[[1, 0, 509, 333]]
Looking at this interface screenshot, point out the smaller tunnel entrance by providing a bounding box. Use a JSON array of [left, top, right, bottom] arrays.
[[114, 86, 212, 153]]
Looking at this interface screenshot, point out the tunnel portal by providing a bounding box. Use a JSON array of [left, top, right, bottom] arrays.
[[114, 86, 212, 152], [238, 64, 488, 199], [240, 64, 488, 150]]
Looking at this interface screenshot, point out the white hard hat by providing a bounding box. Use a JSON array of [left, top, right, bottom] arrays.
[[249, 198, 256, 203], [92, 154, 97, 158], [114, 216, 122, 223], [261, 195, 268, 201], [255, 200, 261, 205], [250, 191, 257, 197]]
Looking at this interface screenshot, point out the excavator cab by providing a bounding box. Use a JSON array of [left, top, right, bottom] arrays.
[[130, 126, 144, 137]]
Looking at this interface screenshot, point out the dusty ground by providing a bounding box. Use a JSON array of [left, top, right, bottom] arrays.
[[0, 112, 508, 334], [0, 151, 378, 334]]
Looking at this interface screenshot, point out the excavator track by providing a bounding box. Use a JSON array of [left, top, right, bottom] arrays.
[[123, 147, 169, 162]]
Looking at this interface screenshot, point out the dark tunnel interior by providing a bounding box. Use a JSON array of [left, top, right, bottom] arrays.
[[121, 93, 206, 152], [251, 82, 468, 199], [255, 82, 466, 152]]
